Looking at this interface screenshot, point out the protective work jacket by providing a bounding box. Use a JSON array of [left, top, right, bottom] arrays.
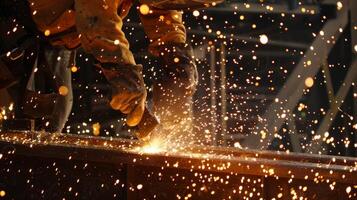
[[28, 0, 187, 64], [0, 0, 209, 135], [0, 0, 188, 132]]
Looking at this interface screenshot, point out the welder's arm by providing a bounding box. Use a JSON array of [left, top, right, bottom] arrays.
[[139, 7, 198, 125], [100, 63, 147, 127], [155, 43, 198, 96], [75, 0, 136, 65], [138, 7, 186, 56], [139, 7, 198, 97], [74, 0, 146, 126]]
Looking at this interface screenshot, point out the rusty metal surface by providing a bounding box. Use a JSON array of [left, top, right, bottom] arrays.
[[1, 131, 357, 185], [1, 131, 357, 199]]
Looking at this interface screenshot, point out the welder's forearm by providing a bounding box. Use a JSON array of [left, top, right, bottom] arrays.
[[75, 0, 135, 65], [139, 8, 186, 56]]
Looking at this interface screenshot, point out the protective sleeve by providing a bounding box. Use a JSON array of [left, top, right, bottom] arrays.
[[74, 0, 136, 64], [138, 5, 186, 56]]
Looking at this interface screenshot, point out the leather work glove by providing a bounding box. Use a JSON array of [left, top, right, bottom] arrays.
[[153, 42, 198, 122], [156, 42, 198, 97], [100, 63, 147, 127], [151, 43, 198, 147]]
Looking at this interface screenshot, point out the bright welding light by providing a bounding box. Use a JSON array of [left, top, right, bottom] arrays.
[[139, 138, 164, 154]]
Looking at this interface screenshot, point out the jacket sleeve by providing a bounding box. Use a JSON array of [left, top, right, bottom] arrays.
[[138, 5, 186, 56], [74, 0, 136, 65]]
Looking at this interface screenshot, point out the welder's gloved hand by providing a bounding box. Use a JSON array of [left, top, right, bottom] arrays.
[[151, 43, 198, 146], [153, 43, 198, 123], [100, 63, 147, 127], [156, 43, 198, 97]]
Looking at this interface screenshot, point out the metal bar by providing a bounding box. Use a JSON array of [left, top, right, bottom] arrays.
[[322, 0, 341, 4], [188, 30, 309, 49], [242, 4, 349, 150], [287, 115, 303, 152], [354, 85, 357, 157], [321, 59, 336, 102], [123, 23, 309, 49], [307, 59, 357, 154], [219, 43, 227, 146], [209, 46, 218, 145], [350, 0, 357, 56], [2, 131, 357, 165], [0, 132, 357, 184], [226, 50, 303, 58], [206, 3, 320, 15]]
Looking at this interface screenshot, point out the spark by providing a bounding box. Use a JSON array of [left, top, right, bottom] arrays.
[[346, 186, 351, 194], [137, 184, 143, 190], [59, 86, 69, 96], [337, 2, 343, 10], [71, 65, 78, 73], [304, 77, 314, 88], [139, 4, 150, 15], [193, 10, 200, 17], [92, 123, 101, 136], [259, 34, 269, 44], [44, 29, 50, 36]]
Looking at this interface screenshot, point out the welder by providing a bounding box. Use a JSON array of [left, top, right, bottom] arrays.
[[0, 0, 221, 140]]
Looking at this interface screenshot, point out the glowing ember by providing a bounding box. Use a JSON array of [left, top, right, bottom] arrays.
[[139, 4, 150, 15], [44, 29, 50, 36], [71, 65, 78, 73], [305, 77, 314, 88], [259, 34, 269, 45], [337, 1, 343, 10], [193, 10, 200, 17], [137, 184, 143, 190], [58, 86, 69, 96], [92, 123, 101, 136], [346, 186, 352, 194]]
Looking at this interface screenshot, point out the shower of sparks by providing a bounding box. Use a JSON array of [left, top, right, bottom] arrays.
[[0, 0, 357, 199]]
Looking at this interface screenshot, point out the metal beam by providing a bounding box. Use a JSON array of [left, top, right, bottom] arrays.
[[188, 30, 309, 49], [287, 115, 303, 152], [2, 132, 357, 199], [219, 43, 227, 146], [351, 0, 357, 56], [307, 59, 357, 154], [0, 131, 357, 180], [321, 60, 336, 102], [209, 46, 218, 145], [206, 3, 320, 15], [354, 85, 357, 157], [123, 23, 309, 49], [242, 3, 349, 150]]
